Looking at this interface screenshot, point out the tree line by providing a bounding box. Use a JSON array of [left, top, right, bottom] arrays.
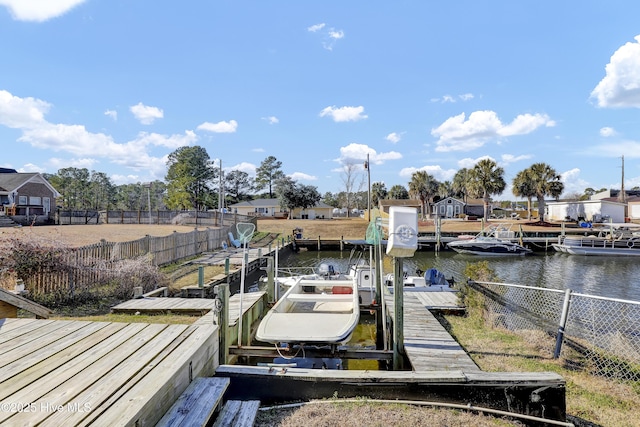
[[46, 145, 613, 222]]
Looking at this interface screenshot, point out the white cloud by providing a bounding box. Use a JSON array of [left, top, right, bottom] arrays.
[[591, 140, 640, 158], [501, 153, 533, 165], [225, 162, 256, 175], [307, 23, 325, 32], [18, 163, 46, 173], [252, 148, 266, 153], [0, 89, 49, 128], [130, 102, 164, 125], [457, 155, 495, 169], [289, 172, 317, 181], [398, 165, 457, 182], [0, 89, 196, 182], [431, 93, 475, 103], [600, 127, 617, 137], [320, 105, 367, 122], [48, 157, 97, 169], [0, 0, 85, 22], [328, 29, 344, 40], [308, 23, 344, 50], [197, 119, 238, 133], [432, 110, 555, 152], [262, 116, 279, 125], [336, 143, 402, 166], [591, 35, 640, 108], [560, 168, 590, 196], [104, 109, 117, 121], [385, 132, 402, 144]]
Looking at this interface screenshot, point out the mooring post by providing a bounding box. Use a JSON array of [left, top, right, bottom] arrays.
[[554, 288, 572, 358], [198, 265, 204, 288], [219, 283, 229, 365], [265, 257, 275, 303], [393, 257, 405, 370], [317, 235, 321, 251]]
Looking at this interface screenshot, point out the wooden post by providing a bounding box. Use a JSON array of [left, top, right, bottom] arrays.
[[198, 266, 204, 288], [393, 257, 405, 370], [317, 235, 321, 251], [219, 283, 229, 365], [133, 287, 143, 298], [340, 236, 344, 251], [265, 257, 275, 303]]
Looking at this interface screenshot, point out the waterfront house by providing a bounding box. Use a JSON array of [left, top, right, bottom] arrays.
[[228, 199, 286, 217]]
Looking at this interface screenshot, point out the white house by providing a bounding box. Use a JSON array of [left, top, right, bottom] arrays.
[[545, 199, 626, 223], [228, 199, 285, 217], [228, 199, 334, 219]]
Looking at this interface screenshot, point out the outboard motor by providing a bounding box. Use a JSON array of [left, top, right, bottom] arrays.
[[318, 263, 336, 277], [425, 268, 446, 286]]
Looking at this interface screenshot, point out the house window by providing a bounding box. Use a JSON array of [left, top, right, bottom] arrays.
[[455, 205, 461, 215], [30, 196, 42, 206], [440, 205, 445, 214], [43, 197, 50, 214], [18, 196, 27, 205]]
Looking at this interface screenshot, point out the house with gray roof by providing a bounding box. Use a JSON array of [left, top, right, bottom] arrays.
[[0, 172, 61, 224]]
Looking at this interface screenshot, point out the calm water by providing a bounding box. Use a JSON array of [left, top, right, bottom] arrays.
[[275, 249, 640, 302]]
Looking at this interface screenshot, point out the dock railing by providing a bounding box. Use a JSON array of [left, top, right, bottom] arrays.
[[466, 280, 640, 382]]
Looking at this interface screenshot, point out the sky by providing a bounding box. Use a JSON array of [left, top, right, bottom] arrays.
[[2, 1, 640, 199]]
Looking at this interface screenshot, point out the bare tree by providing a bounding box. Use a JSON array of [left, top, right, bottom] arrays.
[[340, 161, 365, 217]]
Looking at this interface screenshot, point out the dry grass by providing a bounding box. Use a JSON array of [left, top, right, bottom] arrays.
[[444, 313, 640, 427], [0, 224, 198, 247], [256, 401, 523, 426]]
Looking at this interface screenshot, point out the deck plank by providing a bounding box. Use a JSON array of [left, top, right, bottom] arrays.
[[389, 292, 479, 372], [82, 320, 217, 426], [0, 322, 138, 398], [1, 323, 178, 425], [0, 320, 88, 358], [0, 318, 57, 345]]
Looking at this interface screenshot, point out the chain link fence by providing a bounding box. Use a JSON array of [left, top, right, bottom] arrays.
[[467, 280, 640, 382]]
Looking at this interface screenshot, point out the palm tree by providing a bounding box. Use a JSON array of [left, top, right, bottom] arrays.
[[512, 169, 536, 219], [452, 168, 472, 203], [527, 162, 564, 221], [437, 181, 454, 199], [468, 159, 506, 221], [408, 171, 439, 218]]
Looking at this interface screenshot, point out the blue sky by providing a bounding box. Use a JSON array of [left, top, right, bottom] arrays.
[[2, 1, 640, 199]]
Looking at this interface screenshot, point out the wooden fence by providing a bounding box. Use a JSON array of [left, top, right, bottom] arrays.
[[24, 218, 256, 300], [56, 209, 246, 227]]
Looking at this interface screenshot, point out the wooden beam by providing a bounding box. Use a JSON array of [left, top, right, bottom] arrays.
[[0, 287, 51, 319]]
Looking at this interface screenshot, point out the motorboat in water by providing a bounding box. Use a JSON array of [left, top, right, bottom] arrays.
[[552, 223, 640, 256], [255, 275, 360, 346], [447, 224, 532, 256]]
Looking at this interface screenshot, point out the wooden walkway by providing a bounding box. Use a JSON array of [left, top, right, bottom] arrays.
[[390, 291, 479, 372], [111, 292, 266, 323], [0, 313, 217, 426]]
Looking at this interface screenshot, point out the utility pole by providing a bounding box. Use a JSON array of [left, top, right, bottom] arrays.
[[365, 153, 371, 220], [618, 155, 626, 203]]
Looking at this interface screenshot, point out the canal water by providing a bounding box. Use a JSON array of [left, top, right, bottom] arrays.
[[273, 249, 640, 302]]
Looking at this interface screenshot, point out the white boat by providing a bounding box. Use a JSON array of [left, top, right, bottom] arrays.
[[447, 224, 532, 256], [552, 223, 640, 256], [255, 275, 360, 345]]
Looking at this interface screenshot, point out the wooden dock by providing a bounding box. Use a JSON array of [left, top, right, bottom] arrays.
[[0, 314, 217, 426], [398, 292, 479, 371], [0, 292, 267, 426]]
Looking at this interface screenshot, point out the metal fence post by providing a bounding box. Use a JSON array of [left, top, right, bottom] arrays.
[[554, 288, 572, 359]]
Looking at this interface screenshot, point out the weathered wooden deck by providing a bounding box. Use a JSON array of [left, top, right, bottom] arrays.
[[0, 292, 267, 426], [398, 292, 479, 372], [0, 313, 217, 426]]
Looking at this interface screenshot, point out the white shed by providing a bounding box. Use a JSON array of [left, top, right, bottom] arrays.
[[546, 199, 626, 223]]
